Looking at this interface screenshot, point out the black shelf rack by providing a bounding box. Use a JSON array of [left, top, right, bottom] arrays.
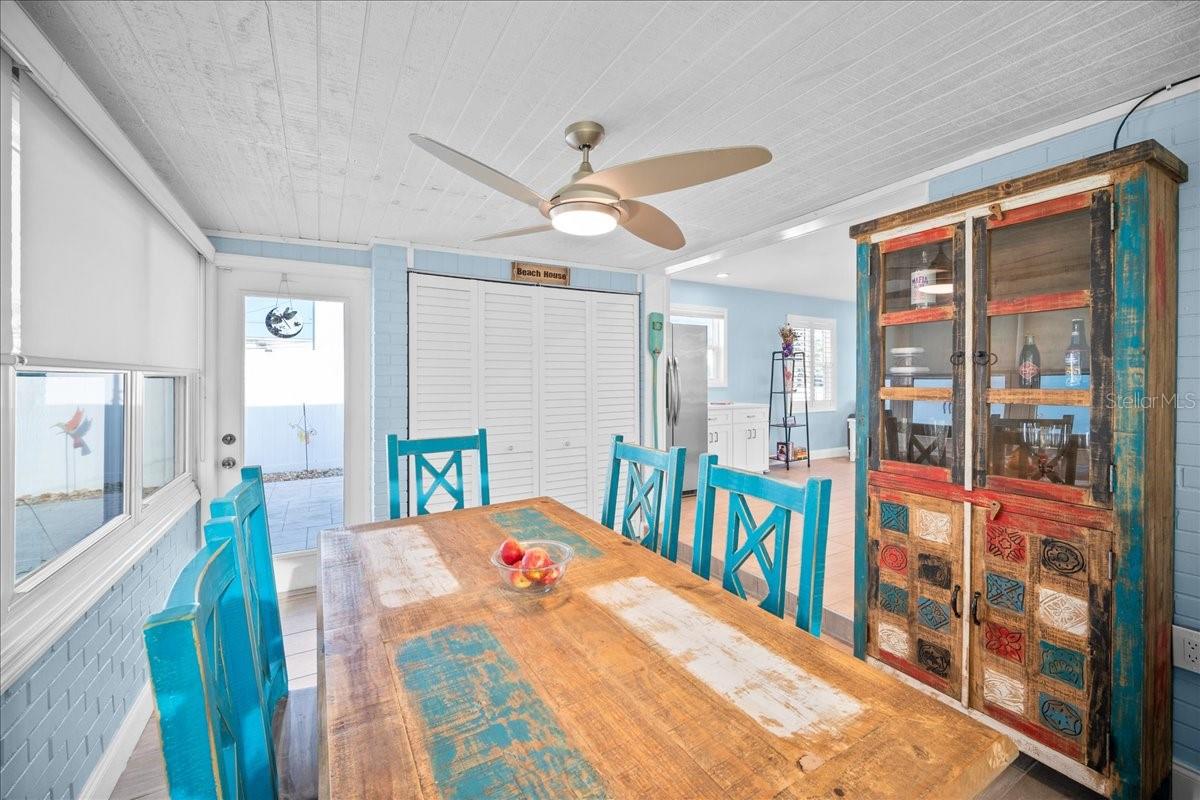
[[768, 350, 811, 469]]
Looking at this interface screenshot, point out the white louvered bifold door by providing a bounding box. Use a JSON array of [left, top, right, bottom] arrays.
[[478, 282, 539, 503], [590, 292, 641, 519], [408, 273, 481, 514], [537, 288, 593, 516]]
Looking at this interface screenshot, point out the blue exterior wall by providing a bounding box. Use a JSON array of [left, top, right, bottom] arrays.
[[207, 235, 371, 267], [0, 507, 198, 800], [410, 248, 639, 293], [670, 280, 856, 453], [209, 238, 641, 519], [926, 89, 1200, 770], [372, 245, 409, 519]]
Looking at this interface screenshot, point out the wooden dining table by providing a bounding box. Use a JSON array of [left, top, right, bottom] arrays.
[[317, 497, 1016, 799]]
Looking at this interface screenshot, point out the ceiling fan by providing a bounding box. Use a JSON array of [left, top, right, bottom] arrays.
[[409, 121, 772, 251]]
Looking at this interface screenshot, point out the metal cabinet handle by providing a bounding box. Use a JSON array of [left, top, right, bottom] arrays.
[[949, 351, 965, 366], [221, 456, 237, 469], [950, 585, 962, 618], [970, 591, 981, 626]]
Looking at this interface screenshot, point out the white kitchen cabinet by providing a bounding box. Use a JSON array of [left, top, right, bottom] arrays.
[[408, 273, 639, 519], [708, 403, 769, 473], [706, 407, 732, 466]]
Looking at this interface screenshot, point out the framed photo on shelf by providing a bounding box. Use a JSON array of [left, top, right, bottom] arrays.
[[784, 415, 797, 426], [775, 441, 789, 459]]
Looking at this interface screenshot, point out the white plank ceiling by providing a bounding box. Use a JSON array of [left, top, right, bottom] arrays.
[[18, 0, 1200, 270]]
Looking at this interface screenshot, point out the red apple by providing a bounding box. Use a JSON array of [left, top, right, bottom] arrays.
[[521, 547, 551, 582], [538, 566, 561, 585], [498, 537, 525, 566], [509, 570, 533, 589]]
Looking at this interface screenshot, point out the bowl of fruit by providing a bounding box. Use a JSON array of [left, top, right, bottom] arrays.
[[492, 537, 574, 593]]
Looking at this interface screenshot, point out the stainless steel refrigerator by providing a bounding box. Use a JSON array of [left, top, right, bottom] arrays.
[[666, 323, 709, 492]]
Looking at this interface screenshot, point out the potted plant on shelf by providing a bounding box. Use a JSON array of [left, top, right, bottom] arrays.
[[779, 324, 796, 357]]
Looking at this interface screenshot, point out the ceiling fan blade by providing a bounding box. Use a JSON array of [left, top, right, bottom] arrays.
[[409, 134, 546, 208], [618, 200, 685, 251], [474, 224, 554, 242], [583, 146, 771, 199]]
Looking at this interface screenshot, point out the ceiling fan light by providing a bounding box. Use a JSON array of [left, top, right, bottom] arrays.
[[549, 201, 619, 236]]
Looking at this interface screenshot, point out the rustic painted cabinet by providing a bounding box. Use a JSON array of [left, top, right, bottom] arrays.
[[851, 142, 1185, 799]]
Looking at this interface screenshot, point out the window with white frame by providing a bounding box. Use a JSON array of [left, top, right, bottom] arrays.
[[786, 314, 837, 412], [670, 304, 727, 388], [12, 369, 189, 583]]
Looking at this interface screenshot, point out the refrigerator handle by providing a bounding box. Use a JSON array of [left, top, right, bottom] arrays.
[[671, 356, 682, 426], [665, 356, 674, 428], [668, 356, 679, 426]]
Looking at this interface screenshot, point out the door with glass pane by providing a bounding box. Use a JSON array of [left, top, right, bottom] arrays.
[[972, 190, 1112, 506], [215, 262, 370, 589], [872, 223, 966, 484]]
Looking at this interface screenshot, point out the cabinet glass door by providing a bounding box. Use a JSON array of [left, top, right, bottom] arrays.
[[873, 224, 965, 483], [967, 507, 1111, 772], [973, 190, 1112, 506]]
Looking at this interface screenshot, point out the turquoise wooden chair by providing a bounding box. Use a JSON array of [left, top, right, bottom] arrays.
[[145, 530, 277, 799], [692, 454, 833, 634], [600, 435, 687, 560], [208, 466, 288, 717], [387, 429, 491, 517]]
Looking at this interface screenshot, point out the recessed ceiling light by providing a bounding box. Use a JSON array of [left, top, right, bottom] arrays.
[[715, 272, 729, 278]]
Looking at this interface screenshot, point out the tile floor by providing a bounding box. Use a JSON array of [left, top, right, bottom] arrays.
[[263, 475, 343, 554], [113, 590, 1102, 799]]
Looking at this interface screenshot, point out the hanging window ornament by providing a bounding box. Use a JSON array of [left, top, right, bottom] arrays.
[[265, 273, 305, 339]]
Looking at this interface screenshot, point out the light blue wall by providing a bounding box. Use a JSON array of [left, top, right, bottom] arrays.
[[411, 249, 639, 293], [372, 245, 408, 519], [210, 238, 642, 519], [0, 507, 197, 800], [927, 89, 1200, 770], [670, 280, 856, 452], [207, 236, 371, 267]]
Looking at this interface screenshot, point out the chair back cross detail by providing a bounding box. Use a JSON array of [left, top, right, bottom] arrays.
[[388, 429, 491, 517], [601, 435, 686, 560], [692, 454, 832, 634]]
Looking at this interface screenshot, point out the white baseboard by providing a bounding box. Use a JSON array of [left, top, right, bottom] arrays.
[[274, 550, 318, 593], [1175, 760, 1200, 798], [769, 447, 848, 463], [81, 682, 153, 800]]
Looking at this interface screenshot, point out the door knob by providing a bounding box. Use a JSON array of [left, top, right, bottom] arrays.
[[221, 433, 237, 445], [221, 457, 237, 469]]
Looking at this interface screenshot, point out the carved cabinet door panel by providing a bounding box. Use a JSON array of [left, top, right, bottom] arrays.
[[967, 507, 1112, 771], [866, 486, 964, 699]]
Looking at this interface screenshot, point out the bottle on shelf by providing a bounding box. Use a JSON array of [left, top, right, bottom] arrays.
[[1064, 318, 1089, 387], [1017, 334, 1041, 389], [910, 252, 935, 308]]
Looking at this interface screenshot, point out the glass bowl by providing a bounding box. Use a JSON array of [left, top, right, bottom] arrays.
[[491, 539, 574, 594]]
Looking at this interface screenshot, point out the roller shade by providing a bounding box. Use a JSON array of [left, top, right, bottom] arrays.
[[17, 71, 200, 369]]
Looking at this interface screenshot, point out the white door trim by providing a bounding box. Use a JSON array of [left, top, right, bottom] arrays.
[[210, 254, 370, 591]]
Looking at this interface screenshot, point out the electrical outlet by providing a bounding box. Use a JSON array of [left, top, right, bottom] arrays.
[[1175, 624, 1200, 674]]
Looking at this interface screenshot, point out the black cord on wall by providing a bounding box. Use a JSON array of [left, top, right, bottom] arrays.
[[1112, 73, 1200, 150]]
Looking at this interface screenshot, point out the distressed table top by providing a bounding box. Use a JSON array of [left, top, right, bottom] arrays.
[[318, 497, 1016, 799]]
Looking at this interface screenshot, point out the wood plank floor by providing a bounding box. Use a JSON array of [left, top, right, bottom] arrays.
[[115, 587, 1100, 799]]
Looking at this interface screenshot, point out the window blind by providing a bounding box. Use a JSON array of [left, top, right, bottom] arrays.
[[16, 72, 200, 369]]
